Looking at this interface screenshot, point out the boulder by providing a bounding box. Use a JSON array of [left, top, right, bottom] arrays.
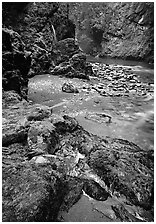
[[27, 121, 59, 156], [2, 104, 30, 147], [58, 177, 84, 213], [50, 52, 92, 80], [2, 90, 22, 108], [2, 127, 28, 147], [111, 204, 142, 222], [27, 105, 52, 121], [70, 53, 86, 71], [51, 63, 90, 80], [85, 112, 112, 123], [52, 38, 80, 65], [88, 138, 154, 210], [52, 114, 79, 134], [2, 28, 31, 99], [83, 179, 110, 201], [70, 53, 92, 79], [2, 161, 65, 222], [28, 43, 53, 77], [62, 82, 79, 93], [50, 63, 74, 76], [2, 98, 154, 221]]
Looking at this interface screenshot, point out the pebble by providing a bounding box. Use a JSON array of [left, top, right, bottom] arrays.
[[91, 62, 151, 98], [32, 155, 48, 164]]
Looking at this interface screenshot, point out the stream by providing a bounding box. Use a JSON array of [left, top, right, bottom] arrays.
[[28, 57, 154, 151], [28, 57, 154, 221]]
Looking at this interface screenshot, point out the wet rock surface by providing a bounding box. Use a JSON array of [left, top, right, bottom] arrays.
[[88, 138, 154, 210], [2, 96, 154, 221], [83, 180, 110, 201], [27, 58, 153, 221]]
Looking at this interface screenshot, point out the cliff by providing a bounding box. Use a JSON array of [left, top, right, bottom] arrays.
[[70, 2, 154, 63], [2, 2, 76, 78], [2, 2, 154, 222]]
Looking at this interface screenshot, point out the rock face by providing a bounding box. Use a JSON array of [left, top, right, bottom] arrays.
[[100, 2, 154, 63], [2, 3, 76, 77], [2, 3, 94, 79], [2, 3, 94, 81], [2, 28, 31, 99], [70, 2, 154, 63]]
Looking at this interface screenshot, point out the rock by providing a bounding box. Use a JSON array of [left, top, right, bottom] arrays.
[[74, 72, 89, 80], [70, 53, 86, 71], [50, 114, 65, 125], [28, 44, 52, 77], [85, 112, 112, 123], [85, 62, 94, 76], [2, 108, 30, 146], [88, 138, 154, 210], [59, 177, 84, 212], [51, 63, 73, 76], [94, 99, 100, 104], [3, 3, 77, 76], [63, 115, 79, 133], [111, 204, 143, 222], [27, 121, 59, 156], [51, 54, 90, 80], [2, 143, 29, 164], [2, 161, 65, 221], [51, 114, 78, 134], [51, 62, 90, 80], [27, 105, 52, 121], [31, 155, 49, 164], [2, 90, 22, 108], [50, 44, 92, 80], [2, 128, 28, 147], [2, 28, 31, 99], [62, 82, 79, 93], [83, 180, 110, 201], [52, 38, 79, 65], [2, 96, 154, 221]]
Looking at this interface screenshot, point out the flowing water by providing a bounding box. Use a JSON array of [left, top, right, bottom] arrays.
[[28, 57, 154, 221], [28, 57, 154, 151]]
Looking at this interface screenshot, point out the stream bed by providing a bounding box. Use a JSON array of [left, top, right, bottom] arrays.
[[28, 57, 154, 221], [28, 57, 154, 151]]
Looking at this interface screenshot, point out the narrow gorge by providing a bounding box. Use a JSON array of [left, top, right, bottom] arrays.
[[2, 2, 154, 222]]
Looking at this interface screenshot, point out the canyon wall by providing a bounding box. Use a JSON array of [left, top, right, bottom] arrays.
[[70, 2, 154, 63]]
